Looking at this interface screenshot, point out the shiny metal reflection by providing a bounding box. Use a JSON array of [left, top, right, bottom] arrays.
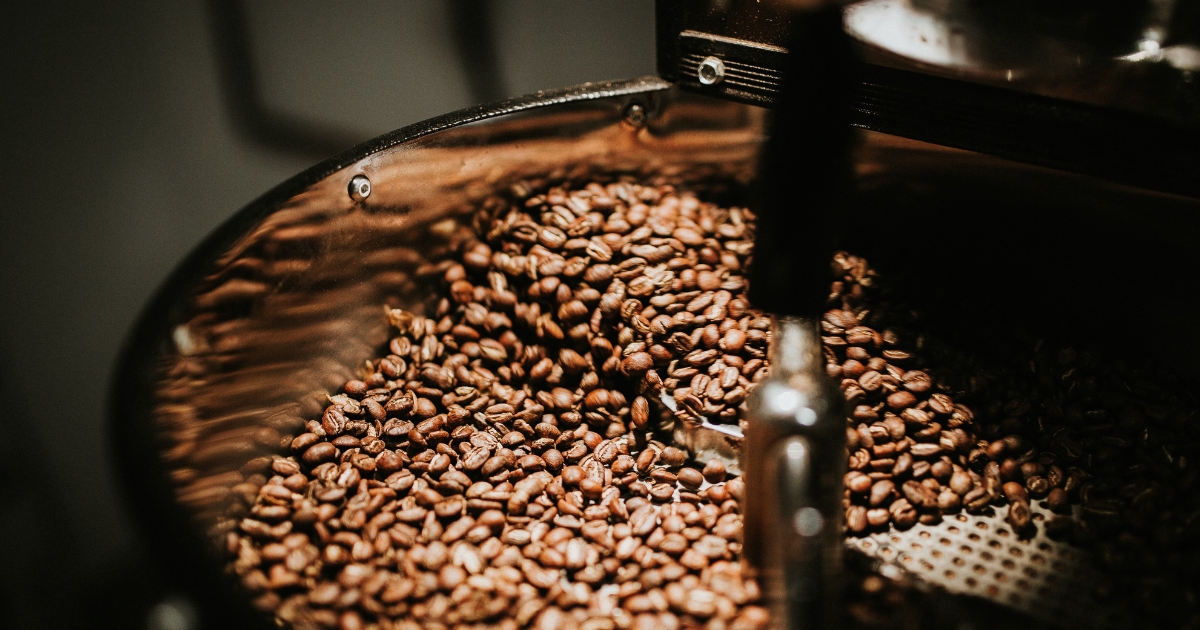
[[113, 79, 766, 611], [743, 318, 846, 630]]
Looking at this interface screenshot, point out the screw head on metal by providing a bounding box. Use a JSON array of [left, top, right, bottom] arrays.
[[698, 56, 726, 85], [348, 175, 371, 202], [624, 102, 647, 127]]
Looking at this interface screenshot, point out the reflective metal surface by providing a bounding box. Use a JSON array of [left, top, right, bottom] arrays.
[[111, 78, 765, 622], [743, 318, 846, 630], [842, 131, 1200, 628], [658, 0, 1200, 124], [112, 75, 1200, 627], [846, 1, 1200, 126], [844, 0, 1159, 70]]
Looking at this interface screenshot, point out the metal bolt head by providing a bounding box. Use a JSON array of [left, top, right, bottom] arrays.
[[698, 56, 726, 85], [348, 175, 371, 202], [624, 102, 647, 127]]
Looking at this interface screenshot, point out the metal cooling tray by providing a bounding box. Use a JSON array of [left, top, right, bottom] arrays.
[[851, 494, 1127, 628]]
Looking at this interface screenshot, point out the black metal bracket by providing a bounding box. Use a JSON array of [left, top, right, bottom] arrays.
[[850, 64, 1200, 199], [657, 0, 1200, 199], [675, 31, 786, 106]]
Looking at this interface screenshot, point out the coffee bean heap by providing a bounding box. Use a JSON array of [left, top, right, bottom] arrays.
[[919, 327, 1200, 627], [219, 176, 1199, 629], [824, 253, 1008, 533], [833, 254, 1200, 626], [225, 182, 770, 630], [476, 181, 769, 431]]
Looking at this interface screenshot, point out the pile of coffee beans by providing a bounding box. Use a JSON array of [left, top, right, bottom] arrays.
[[832, 252, 1200, 627], [225, 182, 770, 630], [221, 178, 1198, 629], [912, 314, 1200, 627], [823, 254, 1049, 535]]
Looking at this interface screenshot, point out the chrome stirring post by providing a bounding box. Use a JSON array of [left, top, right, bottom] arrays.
[[741, 3, 856, 628]]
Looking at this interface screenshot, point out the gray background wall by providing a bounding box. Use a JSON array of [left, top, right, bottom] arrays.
[[0, 2, 654, 628]]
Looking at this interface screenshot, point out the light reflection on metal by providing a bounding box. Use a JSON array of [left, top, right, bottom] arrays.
[[1122, 44, 1200, 71], [845, 0, 1169, 71], [762, 382, 802, 415], [845, 0, 972, 68], [793, 506, 824, 536], [757, 382, 819, 426], [622, 102, 647, 126]]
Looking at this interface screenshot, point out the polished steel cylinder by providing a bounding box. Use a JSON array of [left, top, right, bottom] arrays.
[[743, 317, 846, 630]]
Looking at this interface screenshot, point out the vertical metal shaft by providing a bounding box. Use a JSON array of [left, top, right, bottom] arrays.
[[743, 318, 846, 630], [742, 5, 854, 627], [747, 5, 855, 319]]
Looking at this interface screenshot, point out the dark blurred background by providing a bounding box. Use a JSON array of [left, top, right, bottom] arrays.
[[0, 2, 653, 628]]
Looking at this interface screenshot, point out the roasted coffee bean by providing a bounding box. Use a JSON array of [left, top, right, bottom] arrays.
[[1025, 475, 1050, 498], [678, 468, 704, 490], [631, 396, 650, 428], [622, 353, 654, 373], [900, 480, 937, 509], [702, 459, 727, 484], [949, 470, 973, 496], [869, 480, 894, 507], [1006, 500, 1033, 532], [1020, 461, 1044, 479], [964, 487, 992, 512], [900, 370, 932, 393], [650, 469, 678, 484], [560, 465, 584, 487], [936, 490, 961, 512], [650, 483, 676, 501], [928, 459, 952, 481], [1002, 481, 1028, 503], [661, 447, 688, 468], [1046, 487, 1069, 513], [846, 505, 868, 533], [846, 472, 872, 494], [580, 478, 603, 500], [302, 442, 337, 465], [999, 459, 1021, 481], [886, 391, 917, 410], [889, 499, 917, 529]]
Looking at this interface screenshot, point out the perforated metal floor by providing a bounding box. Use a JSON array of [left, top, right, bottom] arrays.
[[849, 502, 1129, 629]]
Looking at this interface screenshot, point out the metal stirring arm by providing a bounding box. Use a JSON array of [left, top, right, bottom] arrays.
[[744, 318, 847, 630], [741, 6, 855, 628], [746, 4, 855, 319]]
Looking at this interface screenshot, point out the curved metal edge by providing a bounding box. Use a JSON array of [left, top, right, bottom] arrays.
[[254, 75, 672, 231], [106, 76, 673, 628]]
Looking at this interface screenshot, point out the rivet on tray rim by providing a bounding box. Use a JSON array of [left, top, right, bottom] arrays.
[[348, 174, 372, 202], [623, 102, 647, 127]]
